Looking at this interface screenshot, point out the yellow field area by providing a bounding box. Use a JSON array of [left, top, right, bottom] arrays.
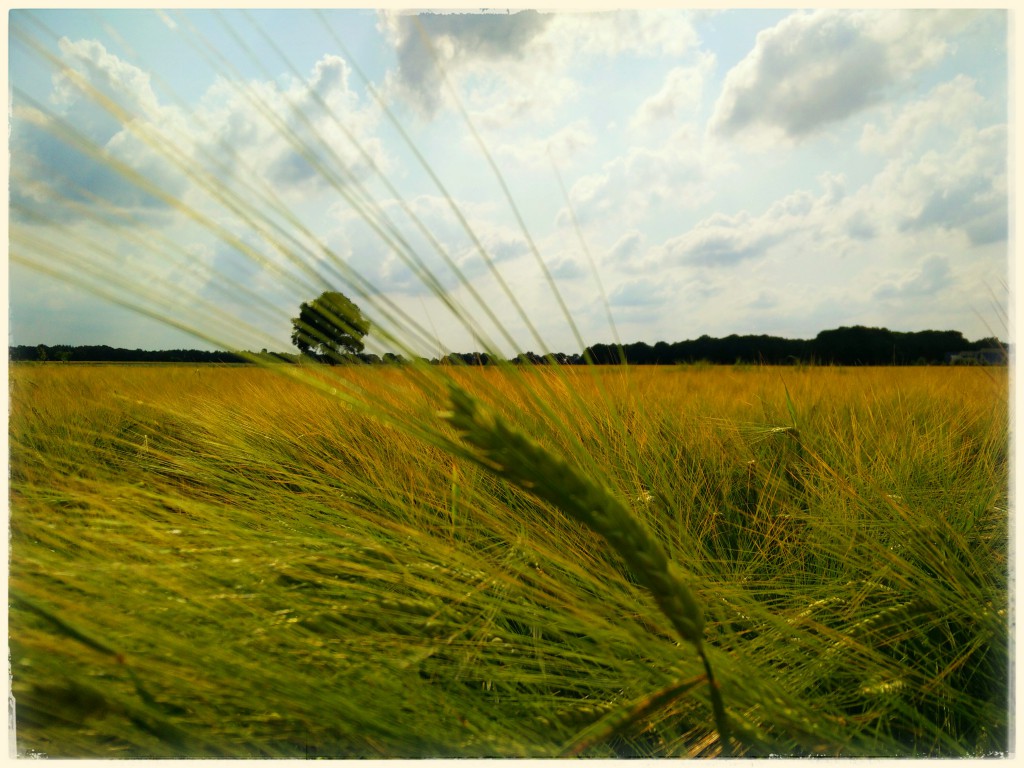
[[8, 362, 1010, 757]]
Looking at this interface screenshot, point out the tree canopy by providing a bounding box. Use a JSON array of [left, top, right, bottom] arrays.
[[291, 291, 371, 362]]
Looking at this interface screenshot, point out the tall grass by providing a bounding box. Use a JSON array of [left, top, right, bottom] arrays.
[[9, 364, 1009, 756], [8, 9, 1011, 758]]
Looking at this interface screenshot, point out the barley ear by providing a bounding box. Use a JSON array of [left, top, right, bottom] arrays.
[[442, 384, 733, 754], [442, 383, 704, 643]]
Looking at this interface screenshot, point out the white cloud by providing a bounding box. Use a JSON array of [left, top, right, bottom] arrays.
[[654, 183, 834, 268], [325, 193, 536, 299], [609, 276, 677, 307], [709, 10, 973, 145], [560, 124, 717, 228], [380, 9, 699, 123], [53, 36, 163, 124], [862, 124, 1008, 246], [379, 10, 554, 118], [546, 9, 699, 59], [494, 120, 596, 169], [192, 54, 386, 200], [639, 171, 855, 276], [629, 55, 714, 132], [11, 33, 407, 352], [606, 230, 645, 265], [657, 210, 781, 268], [14, 36, 387, 229], [546, 253, 587, 280], [873, 254, 952, 301], [859, 75, 985, 156], [11, 40, 187, 219]]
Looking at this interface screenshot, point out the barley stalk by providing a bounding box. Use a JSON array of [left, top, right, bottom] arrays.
[[441, 383, 732, 754]]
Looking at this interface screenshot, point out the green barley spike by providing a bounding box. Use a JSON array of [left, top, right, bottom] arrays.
[[442, 383, 704, 645], [443, 384, 734, 755]]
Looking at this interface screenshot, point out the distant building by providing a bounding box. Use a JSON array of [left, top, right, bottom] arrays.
[[946, 348, 1008, 365]]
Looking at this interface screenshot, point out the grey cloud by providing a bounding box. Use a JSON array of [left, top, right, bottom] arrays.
[[630, 60, 710, 130], [656, 180, 845, 268], [563, 131, 712, 229], [181, 52, 385, 199], [199, 238, 265, 301], [548, 255, 587, 279], [10, 107, 183, 221], [963, 208, 1008, 246], [454, 229, 530, 283], [664, 222, 784, 268], [331, 195, 533, 296], [678, 234, 759, 267], [416, 11, 550, 58], [267, 150, 317, 187], [710, 10, 959, 143], [341, 235, 431, 296], [845, 210, 877, 240], [487, 233, 530, 263], [747, 291, 779, 310], [10, 37, 186, 220], [606, 230, 644, 263], [900, 174, 1007, 246], [609, 276, 674, 307], [873, 255, 951, 301], [386, 11, 552, 117]]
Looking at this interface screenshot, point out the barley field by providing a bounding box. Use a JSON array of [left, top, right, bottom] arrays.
[[8, 361, 1009, 757], [8, 8, 1011, 759]]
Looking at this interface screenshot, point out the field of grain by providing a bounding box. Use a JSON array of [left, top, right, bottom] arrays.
[[8, 362, 1009, 757]]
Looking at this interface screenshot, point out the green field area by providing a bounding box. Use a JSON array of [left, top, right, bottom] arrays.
[[8, 363, 1009, 757]]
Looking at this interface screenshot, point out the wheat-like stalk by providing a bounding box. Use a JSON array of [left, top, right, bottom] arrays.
[[441, 382, 732, 754]]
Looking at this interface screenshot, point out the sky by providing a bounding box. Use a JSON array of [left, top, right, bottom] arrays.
[[7, 7, 1012, 357]]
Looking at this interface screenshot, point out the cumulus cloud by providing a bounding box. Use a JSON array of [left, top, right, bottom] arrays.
[[609, 276, 677, 307], [655, 184, 835, 268], [606, 230, 645, 264], [10, 30, 409, 341], [10, 39, 187, 219], [546, 253, 587, 280], [877, 124, 1008, 246], [379, 10, 554, 118], [647, 172, 856, 270], [873, 254, 952, 301], [709, 10, 972, 144], [658, 211, 784, 267], [629, 55, 714, 132], [326, 193, 534, 297], [559, 125, 716, 228], [859, 75, 985, 155], [550, 9, 699, 59], [53, 36, 163, 125], [845, 210, 877, 240], [13, 35, 388, 227], [193, 53, 386, 199], [380, 9, 699, 121], [494, 120, 596, 169]]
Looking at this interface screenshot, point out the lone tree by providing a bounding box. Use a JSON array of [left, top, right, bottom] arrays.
[[291, 291, 371, 362]]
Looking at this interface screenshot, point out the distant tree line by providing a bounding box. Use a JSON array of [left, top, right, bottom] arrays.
[[9, 344, 251, 364], [11, 326, 1006, 367], [367, 326, 1007, 367], [7, 344, 400, 366], [586, 327, 1007, 366]]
